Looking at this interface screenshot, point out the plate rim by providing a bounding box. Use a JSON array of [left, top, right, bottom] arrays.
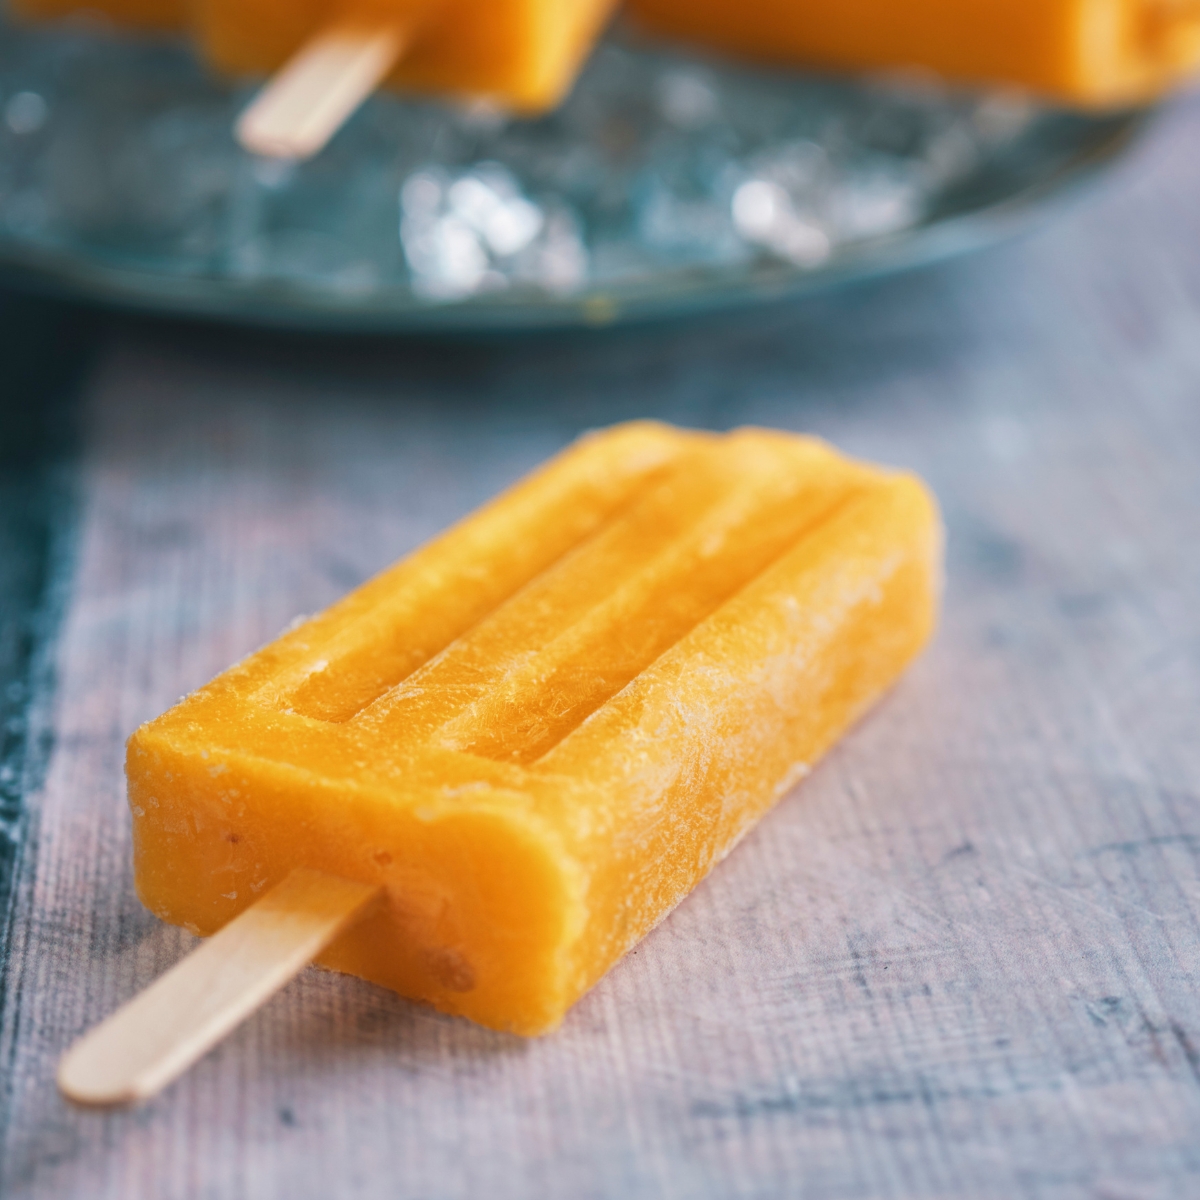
[[0, 78, 1152, 333]]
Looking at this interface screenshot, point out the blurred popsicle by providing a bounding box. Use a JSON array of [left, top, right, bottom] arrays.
[[225, 0, 620, 157], [9, 0, 618, 158], [629, 0, 1200, 107]]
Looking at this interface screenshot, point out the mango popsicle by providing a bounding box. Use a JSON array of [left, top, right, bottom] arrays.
[[227, 0, 620, 158], [123, 422, 941, 1040], [629, 0, 1200, 107], [202, 0, 619, 116]]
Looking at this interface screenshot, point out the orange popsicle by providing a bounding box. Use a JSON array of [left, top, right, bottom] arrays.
[[202, 0, 619, 116], [629, 0, 1200, 107], [124, 422, 941, 1038], [227, 0, 620, 157]]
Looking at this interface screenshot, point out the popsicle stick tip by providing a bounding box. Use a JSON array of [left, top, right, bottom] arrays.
[[57, 869, 381, 1108], [57, 1056, 142, 1108]]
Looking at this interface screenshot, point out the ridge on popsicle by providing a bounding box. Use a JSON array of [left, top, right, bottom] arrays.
[[57, 422, 942, 1107]]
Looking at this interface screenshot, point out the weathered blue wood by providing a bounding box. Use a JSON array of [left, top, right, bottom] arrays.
[[1, 93, 1199, 1200], [0, 295, 92, 1091]]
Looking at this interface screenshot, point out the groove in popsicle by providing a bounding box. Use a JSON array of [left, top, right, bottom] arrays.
[[277, 425, 701, 723], [454, 486, 866, 764], [347, 434, 875, 761]]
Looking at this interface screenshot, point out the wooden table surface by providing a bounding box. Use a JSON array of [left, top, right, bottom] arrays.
[[1, 91, 1199, 1200]]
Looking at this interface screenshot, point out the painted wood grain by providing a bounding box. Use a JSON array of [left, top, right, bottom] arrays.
[[1, 94, 1199, 1200]]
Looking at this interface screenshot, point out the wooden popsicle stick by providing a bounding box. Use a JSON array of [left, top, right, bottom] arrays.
[[57, 868, 381, 1108], [235, 19, 411, 160]]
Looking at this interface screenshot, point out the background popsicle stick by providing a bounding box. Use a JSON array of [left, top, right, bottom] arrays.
[[57, 869, 381, 1108], [235, 20, 409, 159]]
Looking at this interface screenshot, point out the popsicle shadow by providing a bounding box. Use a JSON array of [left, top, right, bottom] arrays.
[[227, 961, 534, 1083]]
